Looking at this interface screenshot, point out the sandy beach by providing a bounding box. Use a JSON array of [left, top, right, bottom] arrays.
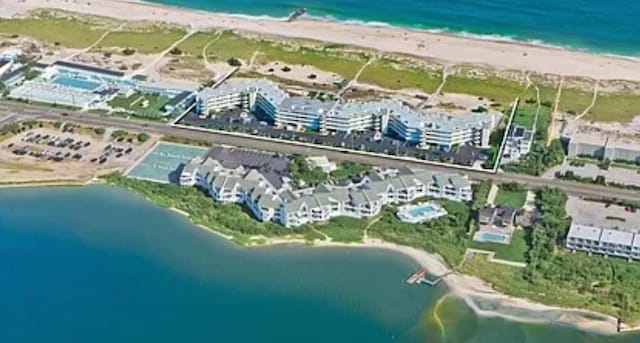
[[2, 0, 640, 81], [312, 238, 623, 335]]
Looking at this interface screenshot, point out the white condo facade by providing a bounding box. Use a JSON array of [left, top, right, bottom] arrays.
[[180, 154, 472, 227], [197, 78, 496, 149], [566, 223, 640, 260]]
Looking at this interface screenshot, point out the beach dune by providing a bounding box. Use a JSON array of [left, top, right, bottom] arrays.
[[3, 0, 640, 81]]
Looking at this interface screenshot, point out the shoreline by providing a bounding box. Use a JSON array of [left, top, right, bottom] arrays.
[[2, 0, 640, 80], [142, 2, 639, 62], [160, 193, 630, 335], [3, 178, 636, 335]]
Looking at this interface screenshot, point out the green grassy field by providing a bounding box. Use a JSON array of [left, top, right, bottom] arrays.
[[557, 86, 594, 115], [511, 104, 537, 129], [179, 31, 366, 79], [585, 92, 640, 123], [443, 74, 526, 108], [470, 229, 529, 262], [108, 92, 170, 118], [0, 16, 107, 49], [357, 59, 442, 93], [97, 26, 187, 54], [494, 188, 527, 208]]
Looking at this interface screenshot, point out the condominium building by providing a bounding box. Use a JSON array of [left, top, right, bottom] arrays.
[[386, 109, 495, 149], [179, 149, 473, 227], [196, 78, 287, 119], [566, 223, 640, 260], [197, 78, 496, 149], [567, 132, 640, 163]]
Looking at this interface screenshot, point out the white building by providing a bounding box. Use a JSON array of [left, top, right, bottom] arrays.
[[196, 78, 287, 119], [197, 79, 497, 149], [180, 153, 473, 227], [566, 223, 640, 260]]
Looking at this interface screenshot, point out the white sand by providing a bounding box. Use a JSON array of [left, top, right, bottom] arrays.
[[3, 0, 640, 81]]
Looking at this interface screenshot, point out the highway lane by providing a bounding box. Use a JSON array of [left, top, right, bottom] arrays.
[[2, 101, 640, 201]]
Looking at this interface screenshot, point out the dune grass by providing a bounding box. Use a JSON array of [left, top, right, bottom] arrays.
[[358, 59, 442, 93], [97, 26, 187, 54], [585, 92, 640, 123], [0, 16, 107, 49], [443, 74, 526, 107], [557, 86, 593, 115]]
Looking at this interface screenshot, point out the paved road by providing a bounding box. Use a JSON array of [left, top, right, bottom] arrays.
[[2, 101, 640, 201]]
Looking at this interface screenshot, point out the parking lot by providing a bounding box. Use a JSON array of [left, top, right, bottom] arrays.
[[177, 109, 487, 167], [566, 196, 640, 232], [0, 127, 156, 183]]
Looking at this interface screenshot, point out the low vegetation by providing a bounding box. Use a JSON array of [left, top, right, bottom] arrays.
[[358, 59, 442, 93], [586, 92, 640, 123], [0, 11, 108, 48], [494, 182, 527, 208], [96, 26, 187, 54], [368, 201, 471, 266]]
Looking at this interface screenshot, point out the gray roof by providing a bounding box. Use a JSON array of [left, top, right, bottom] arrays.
[[600, 228, 634, 246], [568, 224, 603, 241], [278, 97, 337, 115]]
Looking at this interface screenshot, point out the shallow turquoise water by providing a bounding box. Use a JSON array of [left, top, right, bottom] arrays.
[[0, 185, 639, 342], [147, 0, 640, 56]]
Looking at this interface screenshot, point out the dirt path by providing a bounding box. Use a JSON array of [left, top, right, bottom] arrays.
[[547, 76, 564, 146], [201, 32, 222, 70], [132, 29, 197, 77], [63, 23, 124, 61], [337, 57, 374, 97], [572, 80, 600, 122]]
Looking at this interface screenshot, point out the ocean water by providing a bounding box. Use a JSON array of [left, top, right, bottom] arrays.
[[148, 0, 640, 56], [0, 185, 638, 342]]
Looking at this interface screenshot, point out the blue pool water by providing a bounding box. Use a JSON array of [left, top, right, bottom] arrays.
[[52, 76, 102, 91], [478, 232, 508, 243], [407, 205, 437, 218]]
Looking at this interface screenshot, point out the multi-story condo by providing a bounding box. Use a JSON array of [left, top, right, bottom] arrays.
[[197, 79, 497, 149], [566, 223, 640, 260], [180, 150, 473, 227], [196, 78, 287, 119], [386, 109, 495, 149]]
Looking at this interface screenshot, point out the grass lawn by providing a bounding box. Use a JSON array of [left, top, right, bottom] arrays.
[[586, 92, 640, 123], [443, 74, 526, 109], [357, 59, 442, 93], [494, 188, 527, 208], [108, 92, 170, 118], [511, 104, 537, 129], [97, 26, 186, 54], [329, 161, 371, 180], [470, 229, 529, 262], [0, 16, 107, 49]]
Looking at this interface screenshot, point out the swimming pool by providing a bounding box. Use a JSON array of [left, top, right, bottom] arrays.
[[476, 232, 509, 243], [397, 202, 448, 224], [52, 76, 102, 91], [408, 204, 437, 217]]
